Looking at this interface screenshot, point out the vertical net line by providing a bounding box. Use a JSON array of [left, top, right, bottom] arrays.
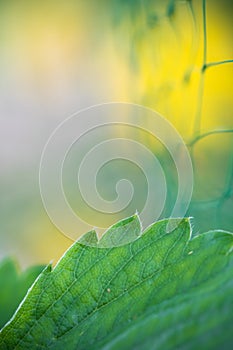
[[191, 0, 206, 138]]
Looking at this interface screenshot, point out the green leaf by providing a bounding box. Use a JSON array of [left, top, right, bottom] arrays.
[[0, 258, 45, 329], [0, 217, 232, 349]]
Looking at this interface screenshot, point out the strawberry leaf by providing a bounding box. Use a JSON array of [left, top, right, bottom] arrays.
[[0, 216, 232, 349]]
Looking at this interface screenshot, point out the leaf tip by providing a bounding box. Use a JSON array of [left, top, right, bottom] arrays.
[[45, 263, 53, 273], [78, 230, 98, 247], [98, 214, 142, 248], [165, 217, 191, 234]]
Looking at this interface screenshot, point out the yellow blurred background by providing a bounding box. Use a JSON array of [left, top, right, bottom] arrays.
[[0, 0, 232, 267]]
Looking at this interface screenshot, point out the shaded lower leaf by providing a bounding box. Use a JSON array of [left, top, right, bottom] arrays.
[[0, 258, 45, 329]]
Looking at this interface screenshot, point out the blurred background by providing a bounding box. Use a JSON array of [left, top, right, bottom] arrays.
[[0, 0, 232, 268]]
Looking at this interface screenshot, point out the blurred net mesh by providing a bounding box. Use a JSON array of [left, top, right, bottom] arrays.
[[183, 0, 232, 232], [109, 0, 233, 232]]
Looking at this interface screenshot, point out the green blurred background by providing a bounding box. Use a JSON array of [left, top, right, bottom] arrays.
[[0, 0, 232, 268]]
